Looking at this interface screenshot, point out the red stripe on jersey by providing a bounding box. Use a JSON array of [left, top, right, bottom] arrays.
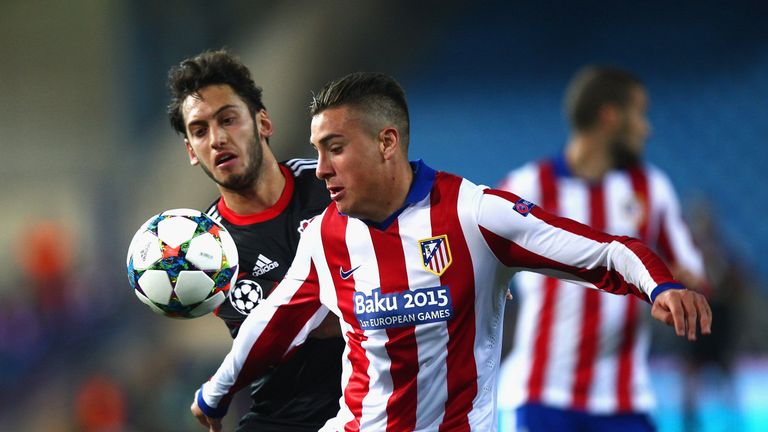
[[628, 166, 650, 242], [432, 173, 477, 432], [527, 276, 559, 402], [320, 208, 369, 431], [527, 160, 559, 402], [571, 184, 605, 409], [657, 217, 676, 265], [539, 160, 557, 212], [224, 260, 323, 406], [571, 290, 600, 409], [617, 296, 639, 411], [589, 183, 606, 231], [368, 221, 419, 431]]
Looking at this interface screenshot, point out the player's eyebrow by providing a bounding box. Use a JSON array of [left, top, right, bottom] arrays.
[[315, 133, 343, 147], [187, 104, 239, 128]]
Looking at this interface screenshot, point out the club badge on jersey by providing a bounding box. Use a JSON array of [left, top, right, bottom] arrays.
[[622, 193, 647, 229], [419, 235, 452, 276]]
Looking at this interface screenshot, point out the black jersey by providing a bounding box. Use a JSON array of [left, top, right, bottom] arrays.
[[205, 159, 342, 432]]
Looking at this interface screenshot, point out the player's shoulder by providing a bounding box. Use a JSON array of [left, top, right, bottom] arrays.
[[639, 162, 683, 204], [204, 198, 223, 223], [433, 169, 488, 200], [433, 171, 494, 217], [497, 159, 547, 194], [633, 162, 676, 190], [282, 159, 324, 191], [283, 158, 318, 178], [281, 158, 331, 211], [641, 162, 670, 181]]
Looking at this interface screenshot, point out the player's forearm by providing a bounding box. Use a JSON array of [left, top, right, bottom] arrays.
[[198, 303, 279, 416], [602, 236, 685, 302]]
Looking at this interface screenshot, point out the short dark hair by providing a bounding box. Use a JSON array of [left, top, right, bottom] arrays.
[[564, 66, 643, 132], [310, 72, 410, 148], [167, 49, 265, 136]]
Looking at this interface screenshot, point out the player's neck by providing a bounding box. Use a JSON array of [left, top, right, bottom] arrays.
[[219, 156, 286, 215], [363, 159, 414, 223], [565, 135, 613, 182]]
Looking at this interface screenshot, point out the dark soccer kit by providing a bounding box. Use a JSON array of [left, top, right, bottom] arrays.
[[206, 159, 343, 432]]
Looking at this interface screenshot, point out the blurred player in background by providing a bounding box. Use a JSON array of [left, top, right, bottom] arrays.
[[496, 66, 708, 431], [189, 71, 711, 431], [167, 49, 343, 432]]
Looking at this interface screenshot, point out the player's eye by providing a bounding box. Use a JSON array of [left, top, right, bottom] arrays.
[[192, 127, 207, 138], [222, 116, 235, 126]]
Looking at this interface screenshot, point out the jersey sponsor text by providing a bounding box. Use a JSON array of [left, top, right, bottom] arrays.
[[354, 285, 454, 330]]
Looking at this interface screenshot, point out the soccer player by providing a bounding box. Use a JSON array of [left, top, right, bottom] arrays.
[[189, 71, 711, 432], [496, 66, 708, 431], [167, 50, 344, 432]]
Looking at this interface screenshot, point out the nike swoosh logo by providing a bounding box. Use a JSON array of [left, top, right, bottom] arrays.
[[340, 265, 361, 280]]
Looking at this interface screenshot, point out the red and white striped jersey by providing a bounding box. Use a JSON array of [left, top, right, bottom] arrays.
[[497, 155, 704, 415], [197, 160, 685, 431]]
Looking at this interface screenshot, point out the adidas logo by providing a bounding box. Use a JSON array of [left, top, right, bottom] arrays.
[[252, 254, 279, 277]]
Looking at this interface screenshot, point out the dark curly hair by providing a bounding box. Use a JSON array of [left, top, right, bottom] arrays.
[[167, 49, 266, 136]]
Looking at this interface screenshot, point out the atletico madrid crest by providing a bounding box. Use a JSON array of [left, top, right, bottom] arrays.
[[419, 235, 452, 276]]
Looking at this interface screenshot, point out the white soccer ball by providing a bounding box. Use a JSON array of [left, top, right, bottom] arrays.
[[126, 208, 238, 319]]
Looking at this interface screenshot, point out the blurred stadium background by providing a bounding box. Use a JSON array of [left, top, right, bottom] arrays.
[[1, 1, 766, 430]]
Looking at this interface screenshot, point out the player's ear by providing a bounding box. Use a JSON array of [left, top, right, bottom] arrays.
[[379, 127, 399, 160], [185, 138, 199, 166], [256, 109, 273, 139]]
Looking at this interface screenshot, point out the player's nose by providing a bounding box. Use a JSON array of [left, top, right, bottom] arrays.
[[209, 125, 227, 149], [316, 151, 333, 180]]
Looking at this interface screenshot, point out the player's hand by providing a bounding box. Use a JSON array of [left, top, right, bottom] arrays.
[[651, 289, 712, 341], [191, 391, 223, 432]]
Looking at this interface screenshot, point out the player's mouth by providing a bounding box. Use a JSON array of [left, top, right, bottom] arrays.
[[327, 186, 345, 202], [214, 152, 238, 168]]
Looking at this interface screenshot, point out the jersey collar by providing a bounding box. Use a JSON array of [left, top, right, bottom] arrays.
[[216, 164, 295, 225], [552, 152, 573, 177]]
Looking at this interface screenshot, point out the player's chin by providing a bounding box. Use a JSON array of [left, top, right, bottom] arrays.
[[335, 201, 351, 215], [338, 201, 364, 219], [218, 173, 251, 191]]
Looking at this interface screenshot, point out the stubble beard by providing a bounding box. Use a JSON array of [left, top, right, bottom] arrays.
[[200, 130, 264, 192], [609, 121, 642, 170], [610, 140, 641, 170]]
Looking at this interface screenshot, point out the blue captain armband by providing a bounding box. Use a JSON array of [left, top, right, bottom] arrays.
[[196, 385, 229, 418], [650, 282, 686, 303]]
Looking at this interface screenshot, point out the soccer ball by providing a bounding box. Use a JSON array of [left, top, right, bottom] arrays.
[[126, 208, 239, 319]]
